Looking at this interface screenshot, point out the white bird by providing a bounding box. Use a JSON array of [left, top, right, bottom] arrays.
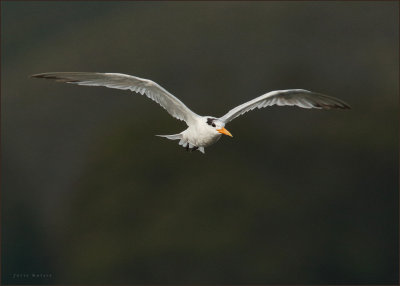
[[31, 72, 350, 153]]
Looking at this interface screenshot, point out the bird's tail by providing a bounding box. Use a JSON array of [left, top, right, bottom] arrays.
[[156, 133, 182, 140]]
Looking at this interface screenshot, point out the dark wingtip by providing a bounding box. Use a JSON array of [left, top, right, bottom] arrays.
[[30, 73, 58, 80], [338, 103, 352, 110], [315, 92, 351, 110], [318, 102, 351, 110], [31, 74, 54, 79], [30, 73, 77, 83]]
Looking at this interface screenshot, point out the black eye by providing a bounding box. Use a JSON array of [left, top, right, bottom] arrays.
[[212, 123, 216, 127], [207, 118, 215, 126]]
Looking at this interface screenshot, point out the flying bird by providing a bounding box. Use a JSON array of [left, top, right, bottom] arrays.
[[31, 72, 350, 153]]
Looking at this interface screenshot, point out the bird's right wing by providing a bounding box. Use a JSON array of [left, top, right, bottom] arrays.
[[31, 72, 200, 125], [219, 89, 350, 123]]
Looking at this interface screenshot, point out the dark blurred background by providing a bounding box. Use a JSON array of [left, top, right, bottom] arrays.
[[1, 1, 398, 284]]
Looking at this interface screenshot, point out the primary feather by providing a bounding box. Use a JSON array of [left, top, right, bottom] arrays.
[[219, 89, 350, 123], [31, 72, 200, 125]]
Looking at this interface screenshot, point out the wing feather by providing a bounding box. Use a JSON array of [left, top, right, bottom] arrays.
[[31, 72, 199, 124], [219, 89, 350, 123]]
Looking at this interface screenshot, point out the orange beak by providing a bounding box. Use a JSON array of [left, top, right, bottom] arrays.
[[217, 127, 233, 137]]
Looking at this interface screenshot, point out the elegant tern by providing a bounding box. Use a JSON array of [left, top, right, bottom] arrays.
[[31, 72, 350, 153]]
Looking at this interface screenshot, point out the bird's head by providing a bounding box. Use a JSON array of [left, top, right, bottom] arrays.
[[205, 117, 233, 137]]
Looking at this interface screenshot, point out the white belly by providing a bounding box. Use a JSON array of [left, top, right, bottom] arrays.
[[182, 126, 222, 147]]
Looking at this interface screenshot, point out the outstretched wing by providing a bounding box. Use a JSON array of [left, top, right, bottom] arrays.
[[31, 72, 200, 125], [219, 89, 350, 123]]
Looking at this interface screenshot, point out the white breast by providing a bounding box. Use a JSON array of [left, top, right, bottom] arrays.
[[182, 120, 222, 147]]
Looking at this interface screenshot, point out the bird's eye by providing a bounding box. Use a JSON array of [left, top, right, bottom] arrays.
[[212, 123, 216, 127]]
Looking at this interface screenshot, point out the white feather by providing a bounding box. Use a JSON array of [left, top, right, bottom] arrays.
[[219, 89, 350, 123], [31, 72, 200, 125], [32, 73, 350, 154]]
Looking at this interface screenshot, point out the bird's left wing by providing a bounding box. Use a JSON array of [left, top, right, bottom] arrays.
[[31, 72, 200, 125], [219, 89, 350, 123]]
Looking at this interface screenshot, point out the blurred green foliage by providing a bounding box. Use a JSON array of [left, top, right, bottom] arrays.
[[1, 1, 398, 284]]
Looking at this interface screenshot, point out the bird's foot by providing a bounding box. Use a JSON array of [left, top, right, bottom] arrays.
[[186, 145, 199, 152]]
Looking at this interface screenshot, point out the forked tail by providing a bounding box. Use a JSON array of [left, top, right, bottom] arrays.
[[156, 134, 182, 140]]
